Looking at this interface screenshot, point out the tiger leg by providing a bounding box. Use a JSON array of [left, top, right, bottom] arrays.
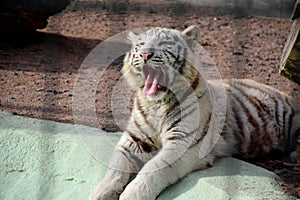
[[90, 135, 154, 200], [119, 143, 215, 200]]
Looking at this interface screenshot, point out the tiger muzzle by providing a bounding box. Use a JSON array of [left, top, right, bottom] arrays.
[[142, 64, 167, 96]]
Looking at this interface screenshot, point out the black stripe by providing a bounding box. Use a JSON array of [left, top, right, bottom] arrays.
[[165, 118, 181, 133], [176, 45, 182, 61], [120, 145, 145, 169], [191, 75, 199, 90], [181, 105, 198, 121], [133, 119, 144, 135], [151, 58, 163, 63], [135, 96, 156, 132], [119, 148, 132, 163], [280, 97, 288, 140], [227, 88, 254, 153], [179, 48, 188, 74], [172, 35, 179, 41], [286, 99, 295, 145], [166, 105, 198, 132], [126, 130, 142, 143], [125, 130, 156, 153], [177, 74, 203, 103], [167, 128, 199, 140], [167, 99, 197, 124], [230, 97, 244, 133], [135, 97, 146, 119], [189, 114, 212, 148], [252, 96, 271, 115], [158, 41, 175, 46], [229, 85, 281, 155], [241, 81, 289, 136], [238, 80, 275, 95], [273, 94, 281, 128], [163, 51, 170, 61], [233, 81, 272, 114], [230, 86, 262, 129], [160, 98, 180, 132], [165, 98, 180, 115], [133, 119, 155, 145], [165, 50, 177, 60], [230, 98, 244, 153]]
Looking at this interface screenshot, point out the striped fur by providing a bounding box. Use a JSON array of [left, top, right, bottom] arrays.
[[90, 26, 300, 200]]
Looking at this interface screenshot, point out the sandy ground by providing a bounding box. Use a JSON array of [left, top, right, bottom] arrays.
[[0, 0, 299, 197]]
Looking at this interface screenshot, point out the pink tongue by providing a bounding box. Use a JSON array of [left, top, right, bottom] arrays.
[[142, 71, 160, 96]]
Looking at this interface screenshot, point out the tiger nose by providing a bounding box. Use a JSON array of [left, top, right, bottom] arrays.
[[140, 52, 154, 62]]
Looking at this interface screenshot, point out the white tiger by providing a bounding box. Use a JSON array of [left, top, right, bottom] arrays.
[[90, 26, 300, 200]]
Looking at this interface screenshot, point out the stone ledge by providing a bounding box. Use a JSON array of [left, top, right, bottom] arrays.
[[0, 111, 296, 200]]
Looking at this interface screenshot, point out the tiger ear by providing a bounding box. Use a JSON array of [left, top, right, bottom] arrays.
[[182, 25, 200, 41], [127, 31, 138, 43], [182, 25, 200, 49]]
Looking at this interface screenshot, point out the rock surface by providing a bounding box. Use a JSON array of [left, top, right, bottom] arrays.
[[0, 111, 295, 200]]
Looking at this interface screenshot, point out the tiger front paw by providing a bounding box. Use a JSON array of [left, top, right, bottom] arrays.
[[119, 179, 155, 200], [89, 180, 121, 200]]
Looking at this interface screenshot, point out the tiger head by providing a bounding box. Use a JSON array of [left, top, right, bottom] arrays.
[[122, 25, 200, 101]]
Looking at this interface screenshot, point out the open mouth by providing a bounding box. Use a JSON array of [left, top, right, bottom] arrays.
[[142, 65, 166, 96]]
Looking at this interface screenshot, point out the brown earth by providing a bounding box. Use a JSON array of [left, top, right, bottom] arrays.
[[0, 0, 299, 198]]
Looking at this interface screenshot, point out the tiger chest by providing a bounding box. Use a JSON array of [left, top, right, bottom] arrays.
[[132, 103, 170, 144], [145, 104, 168, 132]]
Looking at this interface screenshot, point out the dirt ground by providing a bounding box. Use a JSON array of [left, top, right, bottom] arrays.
[[0, 0, 299, 198]]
